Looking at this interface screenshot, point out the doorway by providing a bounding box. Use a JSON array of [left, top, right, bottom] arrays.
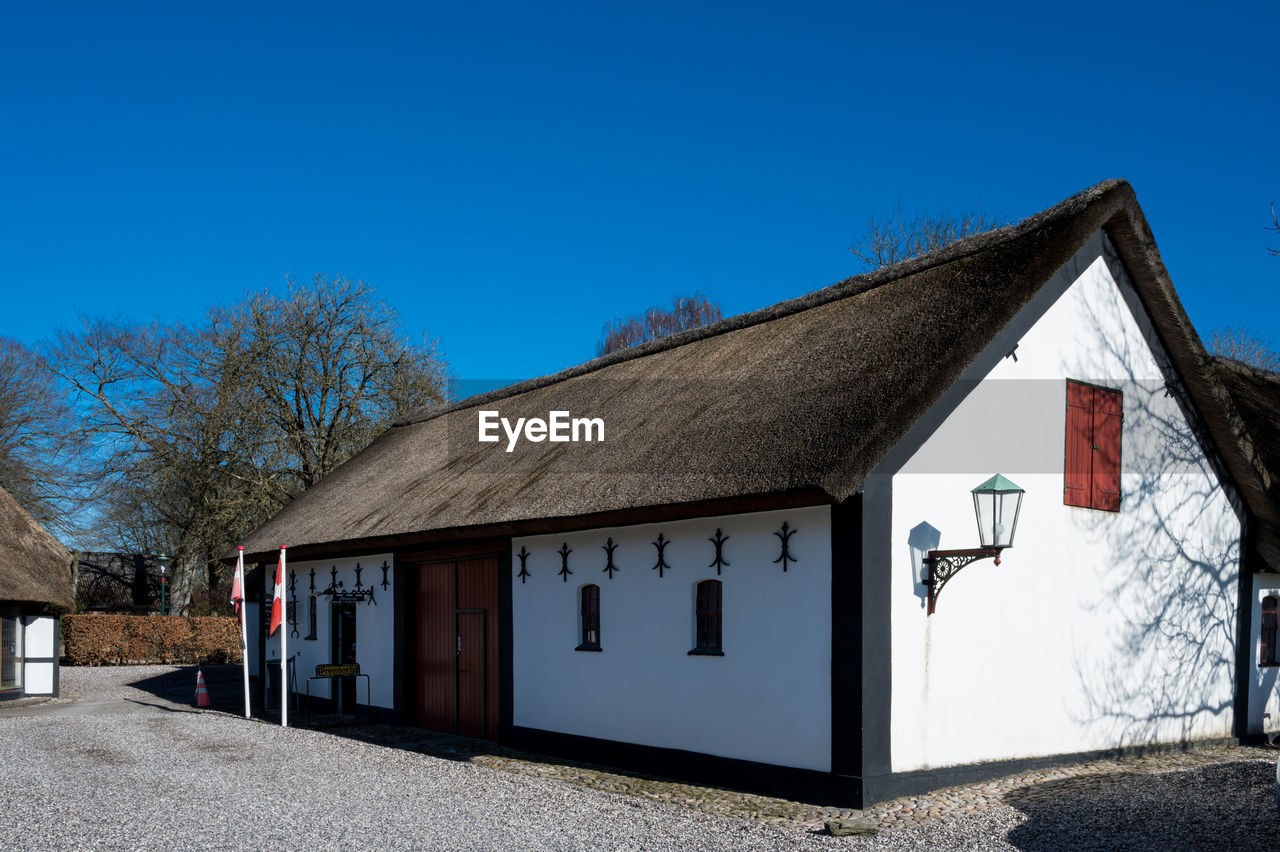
[[330, 602, 357, 713]]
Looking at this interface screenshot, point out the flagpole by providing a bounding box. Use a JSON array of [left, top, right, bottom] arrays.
[[280, 545, 288, 728], [236, 547, 251, 719]]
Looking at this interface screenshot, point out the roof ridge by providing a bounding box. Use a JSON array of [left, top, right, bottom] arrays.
[[392, 178, 1127, 427]]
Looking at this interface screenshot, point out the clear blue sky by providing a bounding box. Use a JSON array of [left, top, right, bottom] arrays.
[[2, 2, 1277, 390]]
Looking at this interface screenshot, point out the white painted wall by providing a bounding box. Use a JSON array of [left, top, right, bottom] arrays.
[[513, 506, 832, 772], [23, 615, 54, 657], [262, 554, 395, 709], [22, 615, 55, 695], [888, 240, 1241, 772], [1249, 575, 1280, 735]]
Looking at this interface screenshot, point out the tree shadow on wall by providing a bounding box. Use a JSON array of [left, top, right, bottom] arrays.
[[1067, 271, 1241, 746], [1002, 760, 1277, 851]]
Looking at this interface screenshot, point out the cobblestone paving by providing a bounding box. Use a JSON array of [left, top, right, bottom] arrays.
[[328, 722, 1276, 836]]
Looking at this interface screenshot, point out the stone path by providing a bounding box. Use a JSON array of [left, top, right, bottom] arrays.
[[326, 722, 1276, 836]]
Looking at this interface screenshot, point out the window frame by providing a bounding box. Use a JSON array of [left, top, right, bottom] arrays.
[[576, 583, 601, 652], [1064, 379, 1123, 512], [689, 579, 724, 656], [0, 609, 23, 691], [1262, 595, 1279, 668], [304, 595, 317, 641]]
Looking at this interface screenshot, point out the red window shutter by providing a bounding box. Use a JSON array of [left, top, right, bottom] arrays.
[[1092, 388, 1123, 511], [1064, 382, 1094, 507]]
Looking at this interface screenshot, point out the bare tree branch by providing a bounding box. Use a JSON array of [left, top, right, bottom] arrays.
[[1206, 327, 1280, 372], [597, 292, 723, 356], [849, 201, 1005, 270], [1268, 202, 1279, 256]]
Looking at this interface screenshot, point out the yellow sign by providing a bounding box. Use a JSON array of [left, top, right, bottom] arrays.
[[315, 663, 360, 677]]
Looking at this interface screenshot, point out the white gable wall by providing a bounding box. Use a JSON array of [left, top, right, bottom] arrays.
[[512, 506, 832, 772], [888, 237, 1240, 772]]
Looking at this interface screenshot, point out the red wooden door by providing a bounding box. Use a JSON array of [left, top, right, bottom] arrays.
[[414, 561, 455, 733], [410, 554, 501, 738], [456, 611, 486, 737]]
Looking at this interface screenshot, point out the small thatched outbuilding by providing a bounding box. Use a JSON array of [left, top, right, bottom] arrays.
[[0, 484, 73, 698]]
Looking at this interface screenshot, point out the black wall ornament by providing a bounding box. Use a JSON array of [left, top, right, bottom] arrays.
[[380, 560, 391, 590], [773, 522, 797, 572], [517, 546, 531, 583], [652, 533, 672, 578], [708, 529, 730, 575], [288, 570, 299, 638], [602, 538, 619, 579], [353, 562, 377, 605], [308, 566, 316, 593], [557, 543, 573, 582], [319, 563, 377, 604]]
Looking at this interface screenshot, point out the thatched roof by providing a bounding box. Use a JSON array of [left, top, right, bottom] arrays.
[[237, 179, 1268, 562], [1213, 357, 1280, 568], [0, 484, 74, 611]]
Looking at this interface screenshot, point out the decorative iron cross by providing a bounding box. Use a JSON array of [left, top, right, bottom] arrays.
[[708, 529, 730, 575], [557, 543, 573, 582], [652, 533, 672, 578], [773, 522, 797, 571], [602, 538, 619, 579], [517, 546, 531, 583], [288, 570, 299, 638]]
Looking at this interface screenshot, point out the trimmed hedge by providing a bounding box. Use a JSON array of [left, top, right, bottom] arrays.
[[63, 614, 242, 666]]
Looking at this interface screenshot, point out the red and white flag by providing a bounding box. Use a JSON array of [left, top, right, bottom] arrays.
[[269, 546, 285, 636], [230, 547, 245, 618]]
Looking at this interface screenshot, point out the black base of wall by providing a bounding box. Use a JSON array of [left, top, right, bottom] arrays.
[[504, 725, 863, 808], [502, 726, 1248, 810], [292, 693, 400, 725], [861, 736, 1243, 804]]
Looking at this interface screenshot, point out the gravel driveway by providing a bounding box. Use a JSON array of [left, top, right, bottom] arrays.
[[2, 666, 1278, 850]]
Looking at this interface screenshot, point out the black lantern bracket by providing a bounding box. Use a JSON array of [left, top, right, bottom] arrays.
[[923, 547, 1005, 615], [924, 473, 1024, 615]]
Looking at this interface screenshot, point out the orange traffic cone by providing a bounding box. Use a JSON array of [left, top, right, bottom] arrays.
[[195, 668, 212, 707]]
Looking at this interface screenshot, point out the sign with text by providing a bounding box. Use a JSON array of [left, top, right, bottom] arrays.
[[314, 663, 360, 678]]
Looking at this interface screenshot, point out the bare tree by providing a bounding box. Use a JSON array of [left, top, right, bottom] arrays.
[[0, 337, 80, 532], [50, 275, 448, 612], [597, 293, 723, 356], [236, 274, 447, 490], [1207, 327, 1280, 372], [849, 202, 1004, 270]]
